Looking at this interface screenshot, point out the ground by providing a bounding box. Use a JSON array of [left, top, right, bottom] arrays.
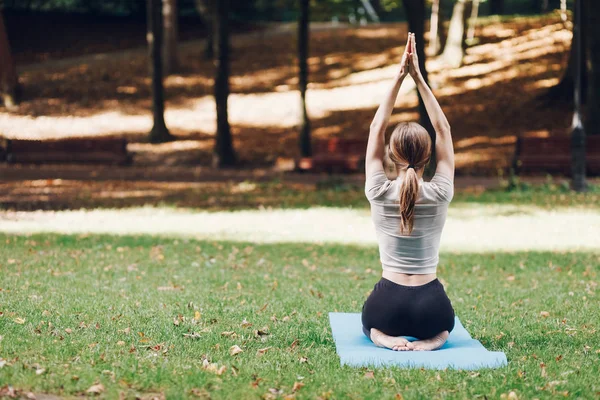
[[0, 234, 598, 399], [1, 14, 575, 175]]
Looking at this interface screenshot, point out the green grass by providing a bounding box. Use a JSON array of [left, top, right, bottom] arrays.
[[1, 233, 599, 399]]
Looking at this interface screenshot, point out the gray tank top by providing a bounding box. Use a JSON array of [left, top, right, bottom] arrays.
[[365, 170, 454, 274]]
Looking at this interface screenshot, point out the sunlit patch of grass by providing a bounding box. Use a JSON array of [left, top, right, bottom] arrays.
[[0, 234, 598, 398]]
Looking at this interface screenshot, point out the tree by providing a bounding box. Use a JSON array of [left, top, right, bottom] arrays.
[[147, 0, 174, 143], [544, 0, 587, 104], [402, 0, 435, 172], [428, 0, 446, 56], [298, 0, 311, 158], [571, 0, 586, 192], [0, 10, 18, 108], [585, 0, 600, 136], [441, 0, 470, 68], [213, 0, 236, 167], [466, 0, 480, 44], [194, 0, 214, 59], [162, 0, 178, 74]]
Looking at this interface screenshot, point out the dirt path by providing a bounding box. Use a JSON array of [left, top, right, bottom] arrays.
[[1, 205, 598, 252]]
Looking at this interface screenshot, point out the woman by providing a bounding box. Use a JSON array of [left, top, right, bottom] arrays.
[[361, 33, 455, 352]]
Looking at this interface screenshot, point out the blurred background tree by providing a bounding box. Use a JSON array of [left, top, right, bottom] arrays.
[[0, 9, 18, 109]]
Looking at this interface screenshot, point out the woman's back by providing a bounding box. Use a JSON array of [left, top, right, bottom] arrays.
[[365, 170, 454, 274]]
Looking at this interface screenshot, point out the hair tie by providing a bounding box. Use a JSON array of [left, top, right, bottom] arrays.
[[407, 164, 415, 169]]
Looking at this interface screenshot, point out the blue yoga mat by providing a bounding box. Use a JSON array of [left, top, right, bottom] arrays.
[[329, 313, 507, 370]]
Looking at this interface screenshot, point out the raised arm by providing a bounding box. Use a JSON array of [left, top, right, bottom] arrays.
[[408, 34, 455, 180], [365, 35, 411, 177]]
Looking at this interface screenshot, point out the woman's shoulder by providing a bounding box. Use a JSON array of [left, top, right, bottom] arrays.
[[423, 172, 454, 203]]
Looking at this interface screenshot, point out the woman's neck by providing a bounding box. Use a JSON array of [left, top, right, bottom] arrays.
[[396, 168, 425, 181]]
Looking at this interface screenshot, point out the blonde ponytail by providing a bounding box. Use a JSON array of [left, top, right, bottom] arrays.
[[399, 167, 419, 235]]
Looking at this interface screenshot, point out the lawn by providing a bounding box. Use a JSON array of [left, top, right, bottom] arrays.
[[1, 233, 598, 399]]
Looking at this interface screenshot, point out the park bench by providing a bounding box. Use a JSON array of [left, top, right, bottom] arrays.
[[3, 137, 131, 165], [513, 135, 600, 176], [298, 138, 367, 173]]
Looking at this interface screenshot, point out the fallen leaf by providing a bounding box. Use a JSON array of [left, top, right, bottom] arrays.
[[183, 332, 202, 339], [241, 319, 252, 328], [221, 331, 236, 337], [251, 377, 263, 388], [229, 345, 243, 356], [117, 341, 126, 346], [290, 339, 299, 350], [190, 388, 210, 398], [299, 356, 308, 363], [254, 327, 270, 337], [256, 347, 271, 356], [364, 371, 374, 379], [86, 383, 105, 395], [292, 381, 304, 392], [14, 318, 25, 325], [540, 362, 547, 377], [508, 391, 518, 400], [540, 311, 550, 317], [65, 328, 72, 334], [194, 311, 201, 321]]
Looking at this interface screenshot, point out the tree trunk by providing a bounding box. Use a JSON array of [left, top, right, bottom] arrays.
[[213, 0, 236, 167], [571, 0, 586, 192], [162, 0, 178, 74], [466, 0, 479, 44], [490, 0, 504, 15], [428, 0, 441, 55], [298, 0, 311, 158], [194, 0, 214, 59], [441, 0, 468, 68], [402, 0, 435, 174], [147, 0, 174, 143], [585, 0, 600, 136], [0, 11, 18, 108], [544, 0, 587, 105]]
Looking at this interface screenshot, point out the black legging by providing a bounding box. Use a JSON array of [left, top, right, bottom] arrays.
[[361, 277, 455, 340]]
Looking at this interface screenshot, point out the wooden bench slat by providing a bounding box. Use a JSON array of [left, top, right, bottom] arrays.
[[5, 138, 131, 165]]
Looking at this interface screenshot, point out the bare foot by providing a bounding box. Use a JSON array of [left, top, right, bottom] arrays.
[[406, 331, 449, 351], [370, 328, 409, 351]]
